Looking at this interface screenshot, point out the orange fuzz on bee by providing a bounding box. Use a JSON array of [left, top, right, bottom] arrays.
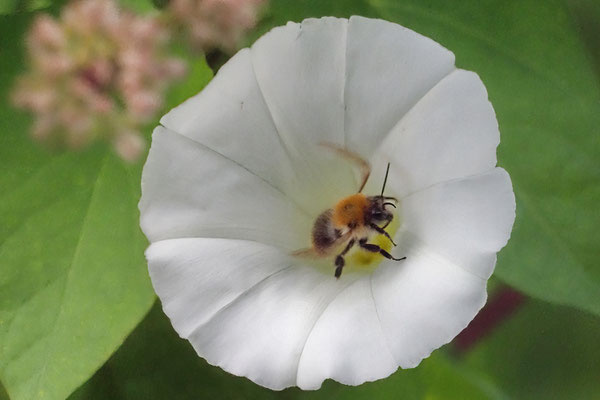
[[292, 143, 407, 279], [332, 193, 369, 229]]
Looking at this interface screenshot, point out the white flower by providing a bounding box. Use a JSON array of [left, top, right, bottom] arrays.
[[139, 16, 516, 390]]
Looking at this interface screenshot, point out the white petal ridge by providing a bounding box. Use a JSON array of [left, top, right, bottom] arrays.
[[371, 245, 488, 369], [344, 16, 456, 158], [296, 278, 397, 389], [251, 17, 358, 211], [362, 69, 501, 197], [140, 16, 516, 391], [402, 168, 516, 279], [139, 126, 310, 249], [148, 236, 364, 390], [147, 238, 292, 338]]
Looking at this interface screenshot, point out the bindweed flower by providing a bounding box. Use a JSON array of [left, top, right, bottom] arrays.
[[166, 0, 267, 53], [139, 17, 516, 389], [11, 0, 186, 162]]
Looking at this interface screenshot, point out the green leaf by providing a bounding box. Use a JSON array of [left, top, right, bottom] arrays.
[[422, 356, 509, 400], [68, 303, 283, 400], [464, 299, 600, 399], [0, 381, 9, 400], [567, 0, 600, 80], [117, 0, 156, 14], [69, 302, 506, 400], [0, 65, 157, 400], [263, 0, 600, 316], [151, 0, 169, 10], [0, 0, 18, 14], [0, 0, 50, 14], [0, 150, 155, 400], [0, 11, 211, 400]]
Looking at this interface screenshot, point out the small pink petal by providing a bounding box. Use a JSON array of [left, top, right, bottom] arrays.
[[113, 131, 146, 162]]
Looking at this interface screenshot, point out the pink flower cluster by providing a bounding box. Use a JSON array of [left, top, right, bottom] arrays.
[[168, 0, 266, 53], [12, 0, 186, 162]]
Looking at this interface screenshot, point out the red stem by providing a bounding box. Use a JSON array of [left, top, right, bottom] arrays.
[[453, 287, 526, 353]]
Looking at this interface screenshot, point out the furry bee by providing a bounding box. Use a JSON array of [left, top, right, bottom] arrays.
[[293, 143, 406, 278]]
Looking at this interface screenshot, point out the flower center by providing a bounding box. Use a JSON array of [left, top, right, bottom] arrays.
[[294, 201, 402, 277], [345, 212, 401, 273]]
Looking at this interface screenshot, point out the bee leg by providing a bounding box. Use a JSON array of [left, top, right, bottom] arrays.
[[380, 213, 394, 230], [358, 238, 406, 261], [334, 239, 356, 278], [368, 223, 397, 246]]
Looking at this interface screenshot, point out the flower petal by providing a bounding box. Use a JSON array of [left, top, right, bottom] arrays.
[[251, 17, 347, 153], [296, 278, 397, 389], [371, 245, 487, 368], [250, 17, 357, 203], [159, 49, 309, 207], [159, 49, 293, 193], [147, 238, 290, 338], [161, 26, 356, 215], [401, 168, 516, 279], [344, 16, 455, 157], [139, 126, 309, 248], [187, 265, 358, 390], [364, 70, 501, 196]]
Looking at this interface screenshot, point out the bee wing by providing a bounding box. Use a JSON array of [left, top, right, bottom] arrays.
[[290, 248, 324, 259], [319, 142, 371, 193]]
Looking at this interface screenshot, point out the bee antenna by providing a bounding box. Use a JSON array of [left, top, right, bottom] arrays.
[[380, 163, 391, 197]]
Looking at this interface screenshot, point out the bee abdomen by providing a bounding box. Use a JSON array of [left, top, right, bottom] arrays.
[[312, 209, 339, 254]]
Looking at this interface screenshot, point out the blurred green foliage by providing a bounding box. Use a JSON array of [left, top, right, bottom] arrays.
[[118, 0, 156, 13], [568, 0, 600, 79], [0, 0, 50, 14], [69, 303, 507, 400], [0, 6, 212, 400], [68, 299, 600, 400], [464, 300, 600, 399], [0, 0, 599, 399]]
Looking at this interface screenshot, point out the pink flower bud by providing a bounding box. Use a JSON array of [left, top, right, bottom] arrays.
[[69, 78, 96, 99], [168, 0, 267, 53], [127, 91, 162, 122], [130, 18, 158, 42], [88, 59, 114, 87], [31, 15, 65, 48], [27, 89, 56, 113], [31, 116, 56, 140], [119, 48, 148, 71], [118, 70, 142, 93], [38, 54, 73, 76], [85, 93, 114, 114], [113, 131, 146, 163], [66, 127, 94, 149], [163, 58, 188, 79], [12, 0, 186, 156]]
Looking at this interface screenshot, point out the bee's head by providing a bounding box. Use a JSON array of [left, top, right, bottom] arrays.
[[367, 162, 397, 224], [367, 196, 397, 224]]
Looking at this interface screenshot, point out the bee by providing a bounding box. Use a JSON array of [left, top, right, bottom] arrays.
[[293, 143, 406, 278]]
